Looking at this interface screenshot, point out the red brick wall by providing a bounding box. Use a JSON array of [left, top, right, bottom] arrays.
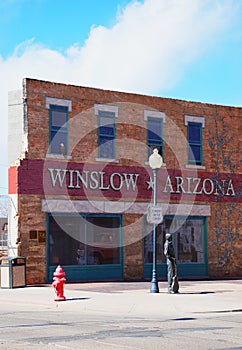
[[18, 194, 46, 284], [11, 78, 242, 283], [24, 79, 241, 171]]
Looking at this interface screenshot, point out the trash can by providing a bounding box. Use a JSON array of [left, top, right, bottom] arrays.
[[0, 256, 26, 288]]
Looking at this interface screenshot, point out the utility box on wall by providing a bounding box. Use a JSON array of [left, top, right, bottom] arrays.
[[0, 256, 26, 288]]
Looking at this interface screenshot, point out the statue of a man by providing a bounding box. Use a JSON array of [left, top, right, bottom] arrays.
[[164, 233, 179, 293]]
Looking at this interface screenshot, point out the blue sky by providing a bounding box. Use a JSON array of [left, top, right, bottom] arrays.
[[1, 0, 131, 58], [0, 0, 242, 195]]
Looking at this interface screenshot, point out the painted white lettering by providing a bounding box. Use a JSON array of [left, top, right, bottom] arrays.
[[214, 179, 225, 196], [48, 168, 67, 188], [76, 170, 89, 189], [202, 178, 214, 195], [49, 167, 236, 198], [175, 176, 186, 193], [163, 175, 175, 193], [99, 171, 110, 190], [110, 173, 123, 191], [68, 169, 75, 188], [186, 177, 193, 194], [123, 173, 139, 191], [193, 178, 202, 194], [226, 179, 236, 196], [90, 171, 99, 190]]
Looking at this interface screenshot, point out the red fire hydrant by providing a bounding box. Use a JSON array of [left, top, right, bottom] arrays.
[[52, 265, 66, 301]]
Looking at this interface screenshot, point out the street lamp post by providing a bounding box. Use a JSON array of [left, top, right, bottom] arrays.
[[149, 148, 163, 293]]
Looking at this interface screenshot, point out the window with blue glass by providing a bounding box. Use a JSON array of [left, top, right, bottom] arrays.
[[49, 105, 68, 154], [98, 110, 115, 159], [147, 117, 163, 158], [188, 122, 202, 165]]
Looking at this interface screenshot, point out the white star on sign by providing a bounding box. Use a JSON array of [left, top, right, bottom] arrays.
[[146, 176, 154, 190]]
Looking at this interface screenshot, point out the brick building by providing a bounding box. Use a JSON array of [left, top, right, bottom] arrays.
[[8, 78, 241, 285]]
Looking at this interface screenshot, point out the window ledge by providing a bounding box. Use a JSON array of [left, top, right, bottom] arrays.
[[186, 164, 205, 170], [95, 158, 120, 163], [46, 153, 72, 160]]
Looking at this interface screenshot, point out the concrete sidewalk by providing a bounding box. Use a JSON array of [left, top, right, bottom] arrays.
[[1, 279, 242, 317], [0, 280, 242, 350]]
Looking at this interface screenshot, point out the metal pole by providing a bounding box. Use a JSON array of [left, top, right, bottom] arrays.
[[150, 168, 159, 293]]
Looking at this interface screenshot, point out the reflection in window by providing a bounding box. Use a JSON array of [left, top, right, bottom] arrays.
[[176, 219, 204, 263], [144, 223, 166, 264], [188, 122, 202, 165], [98, 111, 115, 159], [143, 217, 205, 264], [49, 215, 121, 266], [49, 105, 68, 154], [147, 117, 163, 159]]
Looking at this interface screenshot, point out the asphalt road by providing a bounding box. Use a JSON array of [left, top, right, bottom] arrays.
[[0, 280, 242, 350]]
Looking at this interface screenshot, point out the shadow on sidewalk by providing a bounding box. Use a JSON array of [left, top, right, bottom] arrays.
[[64, 297, 90, 302], [180, 291, 215, 295]]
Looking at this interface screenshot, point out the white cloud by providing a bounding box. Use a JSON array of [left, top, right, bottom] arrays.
[[0, 0, 238, 193]]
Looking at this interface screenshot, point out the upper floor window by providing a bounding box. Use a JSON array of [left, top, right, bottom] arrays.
[[46, 97, 72, 156], [98, 111, 116, 159], [188, 122, 202, 165], [95, 104, 118, 161], [185, 115, 205, 167], [49, 105, 68, 155], [145, 110, 165, 161], [147, 117, 163, 158]]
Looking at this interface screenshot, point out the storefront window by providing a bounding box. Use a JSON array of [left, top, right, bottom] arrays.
[[144, 217, 205, 264], [49, 215, 121, 266], [144, 223, 166, 264]]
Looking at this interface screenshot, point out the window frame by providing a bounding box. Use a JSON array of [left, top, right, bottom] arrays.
[[47, 213, 122, 267], [187, 121, 202, 165], [147, 117, 164, 159], [143, 216, 207, 265], [98, 110, 116, 159], [49, 104, 68, 155]]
